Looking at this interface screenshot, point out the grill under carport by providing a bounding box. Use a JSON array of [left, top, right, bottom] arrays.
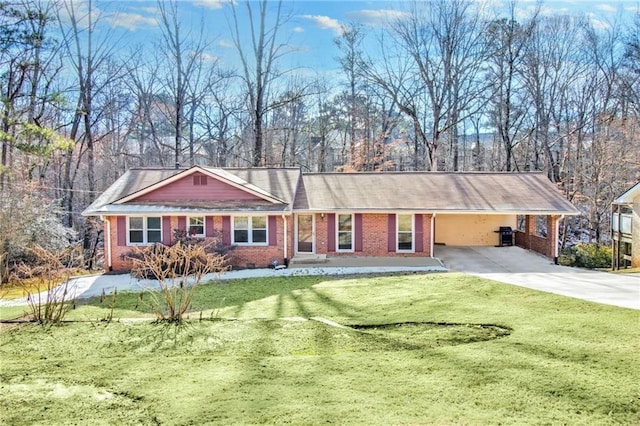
[[496, 226, 514, 247]]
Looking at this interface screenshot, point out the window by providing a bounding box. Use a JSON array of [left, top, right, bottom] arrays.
[[397, 214, 414, 252], [337, 214, 353, 251], [193, 175, 207, 186], [517, 215, 526, 232], [233, 216, 267, 244], [188, 216, 205, 237], [128, 217, 162, 245]]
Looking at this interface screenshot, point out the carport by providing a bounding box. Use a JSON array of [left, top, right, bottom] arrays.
[[434, 213, 516, 246], [428, 173, 579, 260]]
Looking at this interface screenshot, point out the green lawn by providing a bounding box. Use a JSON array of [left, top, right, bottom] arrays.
[[0, 272, 638, 425]]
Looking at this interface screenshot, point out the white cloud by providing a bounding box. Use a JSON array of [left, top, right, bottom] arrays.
[[193, 0, 226, 10], [293, 26, 305, 33], [586, 13, 611, 30], [514, 4, 566, 21], [300, 15, 343, 35], [594, 4, 618, 13], [57, 1, 100, 28], [218, 40, 235, 48], [190, 52, 219, 62], [107, 12, 157, 31], [346, 9, 410, 26]]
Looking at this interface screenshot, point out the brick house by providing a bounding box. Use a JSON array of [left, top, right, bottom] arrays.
[[612, 182, 640, 270], [82, 166, 579, 272]]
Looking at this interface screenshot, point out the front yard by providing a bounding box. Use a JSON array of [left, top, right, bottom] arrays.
[[0, 273, 638, 424]]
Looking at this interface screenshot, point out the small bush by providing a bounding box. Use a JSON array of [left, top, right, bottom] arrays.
[[122, 229, 234, 278], [558, 244, 612, 269], [10, 246, 75, 326], [126, 241, 230, 322]]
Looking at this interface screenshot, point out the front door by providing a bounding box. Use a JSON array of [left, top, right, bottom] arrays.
[[296, 214, 315, 254]]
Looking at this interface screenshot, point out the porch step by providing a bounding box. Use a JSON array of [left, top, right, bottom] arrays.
[[289, 254, 327, 264]]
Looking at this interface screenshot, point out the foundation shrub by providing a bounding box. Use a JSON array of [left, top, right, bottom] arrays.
[[558, 244, 612, 269]]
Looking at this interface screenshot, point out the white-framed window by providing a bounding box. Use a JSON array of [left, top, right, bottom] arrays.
[[337, 213, 354, 251], [233, 216, 267, 244], [188, 216, 205, 237], [397, 214, 414, 252], [128, 216, 162, 245]]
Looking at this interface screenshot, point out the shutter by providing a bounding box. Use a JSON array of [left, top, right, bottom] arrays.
[[415, 214, 423, 252], [117, 216, 126, 247], [205, 216, 215, 237], [178, 216, 186, 231], [222, 216, 231, 245], [355, 213, 363, 252], [162, 216, 172, 245], [327, 213, 336, 252], [268, 216, 277, 246], [387, 214, 396, 252]]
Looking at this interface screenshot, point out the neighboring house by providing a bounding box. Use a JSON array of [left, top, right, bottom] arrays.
[[82, 166, 579, 272], [612, 182, 640, 269]]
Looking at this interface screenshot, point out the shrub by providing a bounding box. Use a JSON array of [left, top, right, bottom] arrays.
[[558, 244, 612, 269], [122, 229, 234, 278], [11, 246, 76, 326], [125, 241, 230, 322], [0, 186, 77, 283]]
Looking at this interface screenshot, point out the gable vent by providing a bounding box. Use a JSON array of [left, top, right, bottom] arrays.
[[193, 175, 207, 186]]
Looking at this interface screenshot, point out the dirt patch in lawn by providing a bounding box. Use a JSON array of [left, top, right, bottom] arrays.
[[350, 321, 512, 349]]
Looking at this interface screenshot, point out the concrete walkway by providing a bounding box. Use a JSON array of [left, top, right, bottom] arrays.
[[435, 246, 640, 310], [2, 248, 637, 310], [0, 260, 446, 307]]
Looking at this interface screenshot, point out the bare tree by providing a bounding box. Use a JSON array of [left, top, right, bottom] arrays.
[[58, 0, 126, 227], [228, 0, 294, 166], [361, 0, 490, 171], [520, 15, 586, 180], [335, 23, 364, 167], [485, 2, 538, 171], [199, 85, 243, 167], [156, 0, 213, 167]]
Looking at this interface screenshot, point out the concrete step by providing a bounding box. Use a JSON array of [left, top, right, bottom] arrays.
[[289, 254, 327, 264]]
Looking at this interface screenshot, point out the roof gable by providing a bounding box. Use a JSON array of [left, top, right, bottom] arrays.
[[131, 171, 263, 203], [82, 167, 301, 216], [116, 166, 285, 205], [614, 182, 640, 204]]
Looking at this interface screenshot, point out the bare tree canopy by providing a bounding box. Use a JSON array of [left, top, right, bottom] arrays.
[[1, 0, 639, 271]]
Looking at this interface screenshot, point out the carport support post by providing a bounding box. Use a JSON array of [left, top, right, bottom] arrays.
[[552, 215, 562, 264], [524, 215, 534, 250]]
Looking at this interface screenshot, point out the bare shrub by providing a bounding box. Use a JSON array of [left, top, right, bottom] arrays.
[[12, 246, 76, 326], [126, 242, 229, 323]]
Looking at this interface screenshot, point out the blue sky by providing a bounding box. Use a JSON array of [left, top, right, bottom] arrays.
[[77, 0, 639, 76]]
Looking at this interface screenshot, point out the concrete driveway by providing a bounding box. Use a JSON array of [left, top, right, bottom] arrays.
[[435, 246, 640, 310]]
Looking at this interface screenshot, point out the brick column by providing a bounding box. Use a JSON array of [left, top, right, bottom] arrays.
[[547, 215, 560, 261]]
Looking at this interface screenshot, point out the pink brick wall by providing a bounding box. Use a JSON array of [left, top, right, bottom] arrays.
[[314, 213, 433, 257], [514, 215, 558, 259], [106, 214, 290, 272]]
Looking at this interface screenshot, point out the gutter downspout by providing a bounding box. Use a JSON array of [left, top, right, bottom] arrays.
[[282, 214, 288, 266], [430, 213, 436, 257], [102, 216, 112, 271]]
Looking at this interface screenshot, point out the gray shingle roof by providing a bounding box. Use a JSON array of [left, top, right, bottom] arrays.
[[83, 167, 301, 215], [83, 168, 578, 216], [294, 172, 579, 214]]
